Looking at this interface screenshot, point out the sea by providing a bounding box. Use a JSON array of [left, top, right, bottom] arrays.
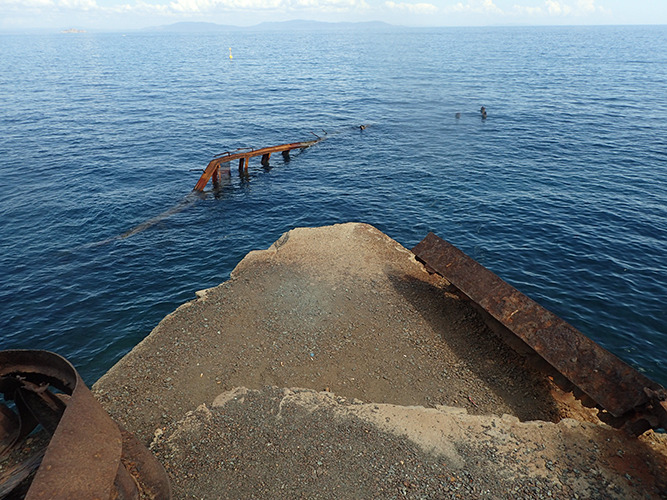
[[0, 25, 665, 389]]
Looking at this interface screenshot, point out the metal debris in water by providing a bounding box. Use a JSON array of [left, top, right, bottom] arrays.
[[193, 136, 324, 192]]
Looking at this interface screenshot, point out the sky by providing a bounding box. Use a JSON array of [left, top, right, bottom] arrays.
[[1, 0, 666, 32]]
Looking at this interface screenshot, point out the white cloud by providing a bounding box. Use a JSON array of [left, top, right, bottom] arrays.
[[0, 0, 618, 27], [578, 0, 594, 12], [0, 0, 54, 6], [512, 0, 606, 17], [169, 0, 210, 13], [117, 0, 171, 13], [482, 0, 501, 13], [545, 0, 570, 15], [446, 2, 464, 12], [385, 1, 437, 14], [577, 0, 607, 14], [59, 0, 97, 8], [0, 0, 366, 18], [444, 0, 502, 15], [512, 4, 541, 15], [0, 0, 98, 11], [290, 0, 362, 9]]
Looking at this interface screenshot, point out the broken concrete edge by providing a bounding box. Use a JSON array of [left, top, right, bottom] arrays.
[[99, 223, 413, 384], [148, 385, 667, 499], [233, 222, 420, 272]]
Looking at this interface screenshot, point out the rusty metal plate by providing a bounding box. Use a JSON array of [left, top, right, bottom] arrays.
[[413, 232, 665, 420], [0, 350, 172, 499]]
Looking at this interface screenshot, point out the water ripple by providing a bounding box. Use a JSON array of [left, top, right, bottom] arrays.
[[0, 26, 665, 386]]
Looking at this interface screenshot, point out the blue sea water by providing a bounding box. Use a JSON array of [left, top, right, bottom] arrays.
[[0, 25, 665, 388]]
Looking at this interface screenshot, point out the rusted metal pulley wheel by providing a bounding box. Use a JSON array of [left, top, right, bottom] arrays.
[[0, 350, 172, 499]]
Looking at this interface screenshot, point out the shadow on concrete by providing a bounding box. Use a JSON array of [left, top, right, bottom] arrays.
[[387, 271, 562, 423]]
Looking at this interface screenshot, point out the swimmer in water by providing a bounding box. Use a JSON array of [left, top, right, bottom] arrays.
[[480, 106, 487, 119]]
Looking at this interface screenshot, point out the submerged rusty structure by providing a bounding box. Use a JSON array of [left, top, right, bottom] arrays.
[[0, 350, 172, 499], [193, 136, 323, 192], [413, 232, 667, 434]]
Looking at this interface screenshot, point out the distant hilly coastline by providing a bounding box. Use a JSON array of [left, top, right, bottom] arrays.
[[143, 20, 399, 33], [0, 19, 406, 35], [143, 21, 241, 32]]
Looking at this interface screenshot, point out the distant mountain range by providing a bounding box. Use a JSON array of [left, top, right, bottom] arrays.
[[144, 20, 399, 33]]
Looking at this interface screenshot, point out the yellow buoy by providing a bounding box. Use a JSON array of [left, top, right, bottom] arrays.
[[229, 47, 233, 60]]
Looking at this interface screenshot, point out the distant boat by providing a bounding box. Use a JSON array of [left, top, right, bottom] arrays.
[[61, 28, 86, 34]]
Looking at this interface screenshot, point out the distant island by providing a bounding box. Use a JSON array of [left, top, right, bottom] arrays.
[[143, 20, 398, 33], [0, 20, 409, 35]]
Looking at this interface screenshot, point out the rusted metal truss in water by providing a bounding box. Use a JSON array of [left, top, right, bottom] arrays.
[[0, 350, 172, 499], [91, 134, 325, 243], [413, 232, 667, 434], [193, 135, 324, 192]]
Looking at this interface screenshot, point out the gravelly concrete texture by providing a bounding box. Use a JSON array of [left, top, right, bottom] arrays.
[[94, 223, 667, 499]]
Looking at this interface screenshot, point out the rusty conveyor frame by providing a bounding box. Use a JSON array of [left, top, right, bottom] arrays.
[[193, 137, 323, 192], [413, 232, 667, 434]]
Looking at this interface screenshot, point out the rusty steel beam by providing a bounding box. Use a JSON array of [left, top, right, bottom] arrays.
[[193, 138, 321, 192], [412, 232, 667, 427], [261, 153, 271, 166]]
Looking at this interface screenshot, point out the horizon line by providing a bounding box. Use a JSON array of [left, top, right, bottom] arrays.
[[2, 20, 666, 35]]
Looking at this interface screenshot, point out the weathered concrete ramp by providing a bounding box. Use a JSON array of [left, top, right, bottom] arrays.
[[93, 223, 667, 499], [94, 223, 560, 443]]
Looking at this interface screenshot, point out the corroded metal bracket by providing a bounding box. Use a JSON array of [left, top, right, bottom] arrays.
[[193, 136, 324, 192], [413, 232, 667, 433], [0, 350, 172, 499]]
